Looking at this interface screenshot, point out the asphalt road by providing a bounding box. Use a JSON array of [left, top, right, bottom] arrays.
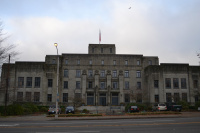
[[0, 117, 200, 133]]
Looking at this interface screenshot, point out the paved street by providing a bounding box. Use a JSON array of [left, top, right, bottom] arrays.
[[0, 112, 200, 133]]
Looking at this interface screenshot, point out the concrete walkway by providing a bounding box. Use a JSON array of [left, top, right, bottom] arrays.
[[0, 112, 200, 121]]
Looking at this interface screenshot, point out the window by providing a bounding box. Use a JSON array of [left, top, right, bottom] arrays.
[[92, 48, 94, 53], [47, 94, 52, 102], [26, 77, 32, 88], [125, 60, 128, 65], [100, 70, 105, 77], [87, 93, 94, 105], [101, 60, 104, 65], [154, 80, 159, 88], [112, 93, 118, 105], [125, 94, 130, 103], [77, 59, 80, 65], [88, 81, 93, 89], [193, 80, 198, 88], [137, 82, 141, 89], [113, 60, 116, 65], [52, 59, 56, 64], [89, 60, 92, 65], [99, 93, 106, 106], [173, 78, 179, 88], [48, 79, 53, 87], [182, 93, 187, 102], [181, 78, 186, 89], [112, 70, 117, 77], [125, 81, 129, 89], [64, 81, 68, 89], [63, 93, 68, 102], [65, 59, 68, 65], [17, 92, 23, 101], [64, 69, 68, 77], [88, 70, 93, 77], [112, 82, 118, 89], [34, 92, 40, 102], [25, 92, 31, 102], [165, 78, 171, 88], [35, 77, 40, 88], [101, 48, 103, 53], [155, 95, 159, 103], [137, 94, 142, 103], [149, 60, 152, 65], [76, 70, 81, 77], [166, 93, 172, 103], [76, 81, 80, 89], [124, 70, 129, 77], [136, 71, 141, 78], [195, 95, 199, 102], [18, 77, 24, 88], [110, 48, 112, 53], [100, 82, 106, 89], [174, 93, 180, 103], [137, 60, 140, 65]]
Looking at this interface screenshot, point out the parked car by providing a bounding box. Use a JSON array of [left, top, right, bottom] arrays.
[[152, 103, 167, 111], [129, 106, 139, 113], [48, 105, 61, 115], [165, 102, 182, 112], [65, 106, 75, 114]]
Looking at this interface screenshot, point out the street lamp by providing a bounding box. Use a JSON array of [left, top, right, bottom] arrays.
[[54, 43, 59, 118]]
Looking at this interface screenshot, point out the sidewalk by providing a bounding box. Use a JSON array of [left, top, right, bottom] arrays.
[[0, 112, 200, 121]]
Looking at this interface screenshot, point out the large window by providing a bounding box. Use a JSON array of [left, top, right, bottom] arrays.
[[26, 77, 32, 88], [34, 92, 40, 102], [99, 93, 106, 106], [112, 70, 117, 77], [125, 60, 128, 65], [101, 60, 104, 65], [64, 69, 68, 77], [136, 71, 141, 78], [112, 93, 118, 105], [154, 80, 159, 88], [77, 59, 80, 65], [155, 95, 159, 103], [124, 70, 129, 77], [17, 92, 23, 101], [64, 81, 68, 89], [65, 59, 68, 65], [76, 70, 81, 77], [181, 78, 187, 89], [18, 77, 24, 88], [113, 60, 116, 65], [137, 82, 141, 89], [63, 93, 68, 102], [125, 94, 130, 103], [88, 70, 93, 77], [88, 81, 93, 89], [87, 93, 94, 105], [112, 82, 118, 89], [174, 93, 180, 102], [193, 80, 198, 88], [166, 93, 172, 102], [100, 82, 106, 89], [76, 81, 80, 89], [165, 78, 171, 88], [137, 60, 140, 65], [173, 78, 179, 89], [182, 93, 187, 102], [100, 70, 105, 77], [48, 79, 53, 87], [125, 81, 129, 89], [47, 94, 52, 102], [35, 77, 40, 88], [89, 60, 92, 65], [25, 92, 31, 102]]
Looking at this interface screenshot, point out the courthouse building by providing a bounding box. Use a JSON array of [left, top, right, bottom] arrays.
[[0, 44, 200, 107]]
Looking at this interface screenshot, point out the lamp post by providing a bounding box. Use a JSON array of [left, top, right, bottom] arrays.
[[54, 43, 59, 118]]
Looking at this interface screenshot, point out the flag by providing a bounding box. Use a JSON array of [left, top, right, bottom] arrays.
[[99, 29, 101, 44]]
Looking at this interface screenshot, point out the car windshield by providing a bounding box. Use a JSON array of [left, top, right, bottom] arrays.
[[159, 104, 166, 106], [66, 107, 73, 109]]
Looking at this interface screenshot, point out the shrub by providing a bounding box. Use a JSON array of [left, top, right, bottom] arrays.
[[195, 101, 200, 109], [22, 103, 39, 113], [6, 104, 24, 116], [177, 101, 190, 111], [39, 107, 48, 112], [82, 109, 89, 114]]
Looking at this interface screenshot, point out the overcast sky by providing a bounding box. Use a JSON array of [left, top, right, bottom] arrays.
[[0, 0, 200, 65]]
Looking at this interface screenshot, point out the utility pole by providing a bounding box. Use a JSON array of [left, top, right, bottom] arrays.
[[4, 54, 10, 116]]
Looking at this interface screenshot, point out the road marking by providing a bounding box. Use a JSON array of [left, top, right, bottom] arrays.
[[0, 124, 19, 127]]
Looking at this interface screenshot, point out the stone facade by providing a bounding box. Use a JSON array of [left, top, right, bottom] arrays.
[[0, 44, 200, 107]]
